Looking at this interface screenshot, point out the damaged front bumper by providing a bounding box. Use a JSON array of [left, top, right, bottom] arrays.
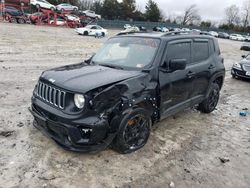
[[29, 101, 116, 153]]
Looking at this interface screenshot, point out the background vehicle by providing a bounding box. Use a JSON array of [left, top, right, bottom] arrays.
[[118, 26, 140, 35], [209, 31, 219, 37], [29, 12, 46, 23], [218, 32, 230, 39], [64, 14, 80, 22], [231, 54, 250, 79], [75, 25, 107, 36], [56, 3, 78, 12], [138, 26, 147, 31], [30, 32, 225, 154], [30, 0, 56, 11], [49, 17, 66, 26], [80, 10, 101, 19], [230, 34, 245, 41], [3, 6, 27, 23], [124, 24, 131, 29], [240, 43, 250, 51]]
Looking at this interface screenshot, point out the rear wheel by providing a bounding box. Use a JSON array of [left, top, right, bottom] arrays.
[[73, 8, 77, 12], [112, 108, 151, 154], [102, 32, 105, 37], [36, 4, 40, 9], [83, 31, 88, 36], [198, 83, 220, 113], [50, 7, 55, 11], [61, 8, 65, 12]]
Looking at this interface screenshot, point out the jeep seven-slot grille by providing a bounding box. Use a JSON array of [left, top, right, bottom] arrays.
[[35, 82, 66, 109]]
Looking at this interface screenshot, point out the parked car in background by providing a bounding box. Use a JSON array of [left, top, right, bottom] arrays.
[[192, 29, 201, 33], [230, 34, 245, 41], [231, 54, 250, 79], [56, 3, 78, 12], [118, 26, 140, 35], [29, 12, 46, 23], [49, 18, 66, 26], [240, 43, 250, 51], [75, 25, 107, 36], [209, 31, 219, 37], [64, 14, 80, 22], [161, 27, 169, 32], [124, 24, 131, 29], [3, 6, 27, 23], [244, 35, 250, 42], [138, 26, 147, 31], [182, 28, 190, 32], [153, 27, 162, 32], [218, 32, 230, 39], [80, 10, 101, 19], [30, 0, 56, 11]]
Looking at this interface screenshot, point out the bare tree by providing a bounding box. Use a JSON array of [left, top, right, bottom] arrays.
[[242, 0, 250, 30], [181, 4, 201, 25], [225, 4, 240, 25]]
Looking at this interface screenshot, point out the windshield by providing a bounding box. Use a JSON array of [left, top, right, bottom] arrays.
[[92, 37, 160, 69]]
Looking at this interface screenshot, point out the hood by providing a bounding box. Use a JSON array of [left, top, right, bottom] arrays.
[[240, 58, 250, 65], [40, 64, 142, 93]]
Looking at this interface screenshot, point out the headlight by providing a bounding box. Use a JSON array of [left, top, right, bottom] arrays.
[[233, 62, 242, 69], [74, 94, 85, 109]]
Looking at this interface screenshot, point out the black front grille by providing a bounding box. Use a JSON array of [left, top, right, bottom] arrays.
[[35, 82, 66, 109]]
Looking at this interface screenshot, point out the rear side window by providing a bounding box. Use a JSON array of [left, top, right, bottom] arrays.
[[166, 42, 191, 64], [193, 41, 209, 62]]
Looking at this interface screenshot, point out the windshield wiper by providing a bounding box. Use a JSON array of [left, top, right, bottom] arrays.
[[99, 63, 123, 70]]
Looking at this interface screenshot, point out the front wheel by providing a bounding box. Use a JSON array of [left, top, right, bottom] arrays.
[[197, 83, 220, 113], [112, 108, 151, 154], [83, 31, 88, 36]]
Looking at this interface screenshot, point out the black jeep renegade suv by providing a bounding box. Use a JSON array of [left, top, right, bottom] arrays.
[[30, 32, 225, 153]]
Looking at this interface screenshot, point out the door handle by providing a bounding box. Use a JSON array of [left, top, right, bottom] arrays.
[[186, 71, 195, 78], [208, 64, 215, 69]]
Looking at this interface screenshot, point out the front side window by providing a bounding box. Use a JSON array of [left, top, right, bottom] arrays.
[[166, 42, 191, 65], [193, 41, 209, 62], [92, 37, 160, 69]]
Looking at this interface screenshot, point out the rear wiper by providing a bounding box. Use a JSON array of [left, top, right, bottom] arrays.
[[99, 63, 123, 70]]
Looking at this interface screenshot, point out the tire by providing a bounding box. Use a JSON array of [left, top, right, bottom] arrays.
[[198, 83, 220, 113], [73, 8, 77, 12], [83, 31, 88, 36], [51, 7, 55, 11], [17, 18, 25, 24], [112, 108, 151, 154], [61, 8, 65, 12], [102, 32, 105, 37], [36, 4, 40, 9]]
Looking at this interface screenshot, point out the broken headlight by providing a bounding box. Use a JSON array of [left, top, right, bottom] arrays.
[[233, 62, 242, 69], [74, 94, 85, 109]]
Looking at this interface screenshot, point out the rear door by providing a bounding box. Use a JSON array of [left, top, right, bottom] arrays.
[[188, 38, 213, 103]]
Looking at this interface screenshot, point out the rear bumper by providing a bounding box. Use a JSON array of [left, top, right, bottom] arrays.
[[29, 104, 116, 153]]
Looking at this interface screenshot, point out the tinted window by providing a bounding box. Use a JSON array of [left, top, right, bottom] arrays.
[[167, 42, 191, 64], [193, 41, 209, 62]]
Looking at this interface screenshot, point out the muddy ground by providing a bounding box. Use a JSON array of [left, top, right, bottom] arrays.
[[0, 22, 250, 188]]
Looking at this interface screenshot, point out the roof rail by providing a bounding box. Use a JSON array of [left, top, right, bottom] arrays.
[[116, 31, 149, 36], [163, 30, 213, 37]]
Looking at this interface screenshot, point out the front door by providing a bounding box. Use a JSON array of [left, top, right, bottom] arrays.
[[159, 39, 194, 118]]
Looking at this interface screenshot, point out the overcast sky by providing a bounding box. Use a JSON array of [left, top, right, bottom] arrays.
[[135, 0, 246, 22]]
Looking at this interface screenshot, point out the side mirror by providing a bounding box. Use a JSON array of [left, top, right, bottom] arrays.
[[169, 59, 187, 71], [242, 55, 246, 59]]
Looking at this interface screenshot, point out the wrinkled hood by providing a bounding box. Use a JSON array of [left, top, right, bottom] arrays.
[[240, 58, 250, 65], [40, 64, 142, 93]]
